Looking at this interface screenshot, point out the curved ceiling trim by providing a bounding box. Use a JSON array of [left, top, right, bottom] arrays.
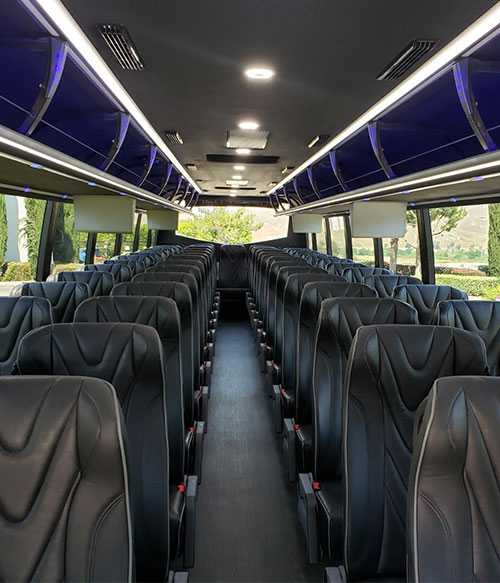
[[267, 3, 500, 198], [23, 0, 200, 193]]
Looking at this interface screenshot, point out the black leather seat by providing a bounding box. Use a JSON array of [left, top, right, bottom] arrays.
[[133, 271, 207, 363], [17, 281, 89, 323], [407, 375, 500, 583], [0, 297, 52, 375], [282, 283, 377, 479], [393, 284, 468, 324], [105, 259, 146, 277], [279, 274, 352, 399], [219, 244, 248, 288], [363, 274, 422, 298], [299, 298, 417, 562], [111, 281, 205, 407], [325, 260, 357, 277], [341, 266, 391, 283], [17, 322, 189, 580], [437, 299, 500, 375], [271, 266, 323, 371], [341, 325, 486, 581], [0, 375, 132, 582], [56, 270, 115, 296], [85, 263, 133, 284]]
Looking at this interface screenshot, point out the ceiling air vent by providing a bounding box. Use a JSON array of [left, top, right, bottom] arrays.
[[226, 130, 269, 150], [164, 131, 184, 144], [98, 25, 144, 70], [377, 39, 438, 80]]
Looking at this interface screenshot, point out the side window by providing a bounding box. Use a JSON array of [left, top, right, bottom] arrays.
[[328, 216, 346, 258]]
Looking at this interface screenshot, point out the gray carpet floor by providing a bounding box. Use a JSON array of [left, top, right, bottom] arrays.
[[189, 318, 325, 583]]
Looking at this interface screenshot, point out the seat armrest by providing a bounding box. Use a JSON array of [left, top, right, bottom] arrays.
[[183, 475, 199, 568], [168, 571, 189, 582], [324, 567, 346, 583], [272, 385, 283, 432], [298, 473, 320, 564], [283, 418, 297, 482], [193, 421, 205, 483]]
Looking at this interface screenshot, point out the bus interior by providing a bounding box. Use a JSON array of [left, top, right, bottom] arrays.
[[1, 1, 500, 582]]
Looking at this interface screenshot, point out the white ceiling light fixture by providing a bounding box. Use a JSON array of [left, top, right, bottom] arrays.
[[234, 165, 246, 171], [238, 121, 260, 130], [244, 67, 275, 80], [29, 0, 200, 193], [229, 193, 237, 197], [232, 175, 243, 179], [266, 2, 500, 197], [236, 148, 251, 155]]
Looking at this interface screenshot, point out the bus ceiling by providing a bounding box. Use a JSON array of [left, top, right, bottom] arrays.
[[1, 1, 500, 211]]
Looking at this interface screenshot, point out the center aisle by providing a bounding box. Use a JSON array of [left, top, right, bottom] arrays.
[[190, 315, 324, 583]]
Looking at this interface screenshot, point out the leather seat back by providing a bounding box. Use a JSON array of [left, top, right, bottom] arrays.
[[85, 263, 133, 284], [273, 266, 323, 365], [393, 284, 468, 324], [342, 266, 392, 283], [111, 281, 198, 392], [437, 300, 500, 375], [296, 283, 376, 425], [0, 297, 52, 375], [57, 270, 115, 296], [326, 260, 356, 277], [281, 274, 340, 392], [127, 254, 155, 268], [313, 298, 417, 480], [75, 294, 190, 433], [132, 271, 204, 360], [0, 375, 132, 582], [344, 325, 486, 581], [18, 282, 89, 323], [363, 274, 422, 298], [219, 244, 248, 288], [17, 323, 171, 582], [407, 375, 500, 583], [106, 259, 146, 277]]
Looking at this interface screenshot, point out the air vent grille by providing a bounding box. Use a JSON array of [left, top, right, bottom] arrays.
[[98, 25, 144, 70], [164, 131, 184, 144], [378, 39, 438, 80], [226, 130, 269, 150]]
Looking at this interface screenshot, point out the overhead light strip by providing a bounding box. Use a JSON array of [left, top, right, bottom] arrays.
[[274, 149, 500, 215], [29, 0, 200, 192], [267, 3, 500, 197], [0, 126, 190, 212]]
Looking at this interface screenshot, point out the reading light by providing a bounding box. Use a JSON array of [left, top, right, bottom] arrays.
[[232, 175, 243, 179], [234, 165, 246, 171], [230, 193, 237, 197], [236, 148, 251, 155], [244, 67, 275, 80], [267, 2, 500, 197], [31, 0, 200, 193], [239, 121, 260, 130]]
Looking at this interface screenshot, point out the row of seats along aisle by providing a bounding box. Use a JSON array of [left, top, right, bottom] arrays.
[[0, 243, 219, 582], [246, 244, 500, 583]]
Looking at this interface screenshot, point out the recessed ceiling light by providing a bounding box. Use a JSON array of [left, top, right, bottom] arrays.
[[234, 165, 246, 171], [230, 189, 237, 193], [232, 175, 243, 179], [245, 67, 275, 80], [236, 148, 251, 155], [230, 192, 237, 197], [239, 121, 260, 130]]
